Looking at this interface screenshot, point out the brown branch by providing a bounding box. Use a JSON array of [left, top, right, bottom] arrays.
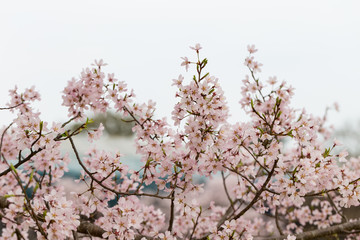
[[123, 106, 144, 129], [168, 191, 175, 232], [0, 102, 24, 110], [7, 162, 48, 238], [0, 148, 43, 177], [189, 207, 202, 240], [61, 112, 81, 128], [275, 206, 283, 236], [230, 159, 278, 222], [0, 196, 9, 208], [225, 166, 259, 192], [326, 192, 348, 223], [221, 171, 235, 211], [77, 221, 106, 238], [198, 160, 280, 240], [255, 219, 360, 240]]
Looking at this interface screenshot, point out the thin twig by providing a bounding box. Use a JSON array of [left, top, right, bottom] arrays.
[[275, 206, 283, 235]]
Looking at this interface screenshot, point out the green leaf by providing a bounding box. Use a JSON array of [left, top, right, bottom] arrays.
[[33, 182, 39, 194], [236, 161, 243, 168], [258, 127, 264, 134], [29, 170, 34, 182], [322, 147, 331, 158], [86, 118, 94, 124], [200, 72, 209, 80], [10, 164, 17, 173], [201, 58, 208, 68], [292, 166, 298, 175], [287, 130, 294, 138]]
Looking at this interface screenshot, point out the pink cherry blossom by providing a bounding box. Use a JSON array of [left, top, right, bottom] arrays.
[[0, 44, 359, 240]]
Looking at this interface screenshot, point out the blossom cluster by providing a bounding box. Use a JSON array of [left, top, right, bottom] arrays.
[[1, 44, 360, 240]]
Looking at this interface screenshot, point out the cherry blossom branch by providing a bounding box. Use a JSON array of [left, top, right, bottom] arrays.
[[123, 106, 144, 129], [225, 166, 259, 192], [0, 102, 24, 110], [228, 159, 279, 223], [0, 115, 84, 177], [221, 171, 235, 211], [326, 192, 348, 223], [241, 143, 270, 174], [69, 136, 172, 200], [0, 148, 42, 177], [198, 159, 280, 240], [188, 207, 202, 240], [61, 112, 82, 128], [7, 163, 48, 238]]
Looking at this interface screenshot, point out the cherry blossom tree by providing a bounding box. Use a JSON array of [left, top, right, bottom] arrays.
[[1, 44, 360, 240]]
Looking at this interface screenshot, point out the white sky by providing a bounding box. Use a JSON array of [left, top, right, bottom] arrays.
[[1, 0, 359, 129]]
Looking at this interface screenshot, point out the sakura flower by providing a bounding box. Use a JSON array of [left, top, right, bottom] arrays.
[[108, 73, 118, 83], [244, 56, 254, 67], [267, 76, 277, 85], [172, 75, 184, 87], [181, 57, 190, 71], [158, 231, 176, 240], [190, 43, 202, 52], [247, 44, 258, 53], [252, 61, 263, 73], [285, 235, 296, 240], [92, 59, 108, 67], [87, 123, 104, 142], [338, 150, 348, 163]]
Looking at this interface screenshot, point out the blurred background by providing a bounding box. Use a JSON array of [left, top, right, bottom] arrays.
[[1, 0, 360, 171]]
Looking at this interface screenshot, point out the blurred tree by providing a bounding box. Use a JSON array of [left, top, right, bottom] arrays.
[[71, 112, 134, 136], [335, 121, 360, 157]]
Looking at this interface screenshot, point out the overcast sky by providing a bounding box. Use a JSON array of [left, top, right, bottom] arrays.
[[1, 0, 359, 129]]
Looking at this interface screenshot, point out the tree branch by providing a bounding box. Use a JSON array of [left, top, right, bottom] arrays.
[[77, 221, 106, 238], [255, 219, 360, 240]]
